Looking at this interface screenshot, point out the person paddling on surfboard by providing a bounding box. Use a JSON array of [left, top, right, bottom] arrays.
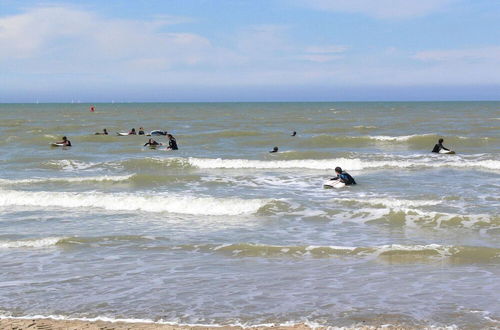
[[55, 136, 72, 147], [129, 128, 137, 135], [166, 134, 178, 150], [269, 146, 279, 153], [330, 167, 356, 185], [432, 138, 450, 153], [95, 128, 108, 135], [144, 138, 161, 147]]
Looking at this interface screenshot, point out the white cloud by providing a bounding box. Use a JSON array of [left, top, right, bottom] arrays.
[[305, 45, 348, 54], [297, 0, 454, 19], [413, 46, 500, 61], [0, 6, 221, 71]]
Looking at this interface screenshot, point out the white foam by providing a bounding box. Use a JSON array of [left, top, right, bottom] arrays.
[[186, 157, 500, 170], [368, 134, 433, 141], [44, 160, 96, 171], [0, 175, 133, 185], [0, 237, 64, 248], [0, 190, 270, 216]]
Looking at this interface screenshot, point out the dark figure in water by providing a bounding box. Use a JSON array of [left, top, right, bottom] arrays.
[[291, 131, 297, 136], [150, 130, 167, 136], [144, 138, 161, 147], [432, 138, 450, 153], [129, 128, 137, 135], [167, 134, 178, 150], [56, 136, 72, 147], [95, 128, 108, 135], [269, 146, 279, 153], [331, 167, 356, 185], [138, 127, 145, 135]]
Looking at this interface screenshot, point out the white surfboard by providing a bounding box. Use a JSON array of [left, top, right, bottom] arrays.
[[51, 143, 65, 147], [323, 179, 346, 189], [439, 149, 455, 154], [117, 132, 130, 136]]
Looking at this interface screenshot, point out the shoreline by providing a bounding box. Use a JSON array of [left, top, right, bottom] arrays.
[[0, 317, 431, 330]]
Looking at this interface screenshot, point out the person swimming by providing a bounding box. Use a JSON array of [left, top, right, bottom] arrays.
[[138, 127, 145, 135], [330, 167, 356, 185], [167, 134, 178, 150], [129, 128, 137, 135], [432, 138, 450, 153], [291, 131, 297, 136], [269, 146, 279, 153], [95, 128, 108, 135], [55, 136, 72, 147], [144, 138, 161, 147]]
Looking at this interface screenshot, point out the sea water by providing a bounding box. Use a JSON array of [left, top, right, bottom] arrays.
[[0, 102, 499, 328]]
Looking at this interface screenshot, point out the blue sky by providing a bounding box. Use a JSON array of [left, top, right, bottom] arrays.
[[1, 0, 499, 102]]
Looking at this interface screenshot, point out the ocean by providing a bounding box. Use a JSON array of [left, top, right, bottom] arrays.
[[0, 102, 499, 328]]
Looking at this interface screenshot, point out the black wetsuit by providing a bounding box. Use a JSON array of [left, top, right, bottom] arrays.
[[169, 139, 178, 150], [138, 130, 145, 135], [332, 172, 356, 185], [432, 143, 449, 153], [144, 141, 160, 146]]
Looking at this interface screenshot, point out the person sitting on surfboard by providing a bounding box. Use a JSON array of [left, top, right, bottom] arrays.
[[95, 128, 108, 135], [167, 134, 178, 150], [432, 138, 450, 153], [138, 127, 145, 135], [55, 136, 72, 147], [269, 146, 279, 153], [129, 128, 137, 135], [331, 167, 356, 185], [144, 138, 161, 147]]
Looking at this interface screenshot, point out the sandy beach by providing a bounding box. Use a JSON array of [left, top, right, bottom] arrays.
[[0, 318, 425, 330], [0, 319, 321, 330]]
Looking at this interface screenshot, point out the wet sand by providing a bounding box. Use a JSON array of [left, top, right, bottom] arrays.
[[0, 318, 416, 330]]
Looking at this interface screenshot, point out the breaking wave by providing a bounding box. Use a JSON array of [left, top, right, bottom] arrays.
[[0, 190, 271, 216]]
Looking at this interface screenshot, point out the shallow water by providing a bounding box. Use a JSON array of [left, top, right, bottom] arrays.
[[0, 102, 499, 328]]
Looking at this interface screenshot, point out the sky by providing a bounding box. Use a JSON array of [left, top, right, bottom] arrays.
[[1, 0, 499, 102]]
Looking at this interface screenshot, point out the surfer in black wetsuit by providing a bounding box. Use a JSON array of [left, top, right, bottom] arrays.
[[138, 127, 145, 135], [291, 131, 297, 136], [331, 167, 356, 185], [144, 138, 161, 147], [269, 146, 279, 153], [432, 138, 450, 153], [95, 128, 108, 135], [56, 136, 72, 147], [167, 134, 178, 150]]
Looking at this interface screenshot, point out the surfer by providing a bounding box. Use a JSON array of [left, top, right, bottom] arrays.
[[150, 130, 167, 136], [432, 138, 450, 153], [129, 128, 137, 135], [138, 127, 145, 135], [291, 131, 297, 136], [330, 167, 356, 185], [167, 134, 178, 150], [95, 128, 108, 135], [55, 136, 72, 147], [144, 138, 161, 147], [269, 146, 279, 153]]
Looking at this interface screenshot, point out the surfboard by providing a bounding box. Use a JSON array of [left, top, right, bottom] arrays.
[[439, 149, 455, 154], [51, 143, 66, 147], [323, 179, 346, 189], [117, 132, 129, 136], [150, 130, 166, 136]]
